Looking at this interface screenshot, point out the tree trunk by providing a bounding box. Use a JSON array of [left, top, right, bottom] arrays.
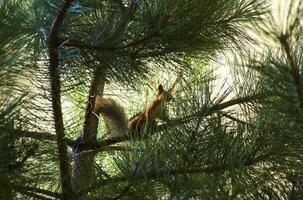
[[71, 70, 104, 198]]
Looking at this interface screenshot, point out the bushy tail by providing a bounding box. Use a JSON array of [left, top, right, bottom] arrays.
[[94, 96, 128, 137]]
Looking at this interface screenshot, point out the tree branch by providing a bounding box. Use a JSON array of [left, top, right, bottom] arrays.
[[218, 111, 249, 125], [279, 34, 303, 114], [5, 128, 73, 145], [49, 0, 75, 38], [82, 69, 104, 140], [109, 184, 132, 200], [62, 31, 160, 52], [62, 37, 117, 51], [12, 185, 61, 200], [15, 190, 53, 200], [82, 153, 269, 196], [71, 68, 105, 194], [47, 0, 75, 199], [60, 15, 171, 53], [180, 93, 265, 124], [8, 143, 39, 172]]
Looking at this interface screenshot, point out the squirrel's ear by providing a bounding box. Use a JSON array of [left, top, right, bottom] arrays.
[[157, 84, 164, 94]]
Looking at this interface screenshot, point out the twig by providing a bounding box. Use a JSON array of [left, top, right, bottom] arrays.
[[8, 143, 39, 171], [12, 185, 61, 199], [4, 128, 74, 145], [109, 184, 132, 200], [60, 14, 171, 52]]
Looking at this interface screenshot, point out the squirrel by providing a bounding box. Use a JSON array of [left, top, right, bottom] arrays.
[[93, 84, 173, 139]]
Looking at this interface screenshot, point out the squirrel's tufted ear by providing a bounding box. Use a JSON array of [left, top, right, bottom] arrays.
[[157, 84, 164, 95]]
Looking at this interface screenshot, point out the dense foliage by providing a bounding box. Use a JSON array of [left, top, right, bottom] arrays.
[[0, 0, 302, 199]]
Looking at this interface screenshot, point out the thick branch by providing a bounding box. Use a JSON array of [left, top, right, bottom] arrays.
[[82, 70, 104, 140], [71, 69, 105, 195], [48, 37, 73, 200], [47, 0, 75, 199], [49, 0, 75, 38]]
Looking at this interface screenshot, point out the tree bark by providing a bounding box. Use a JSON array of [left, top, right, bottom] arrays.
[[48, 44, 74, 200], [71, 69, 104, 197], [48, 46, 74, 199], [47, 1, 75, 199]]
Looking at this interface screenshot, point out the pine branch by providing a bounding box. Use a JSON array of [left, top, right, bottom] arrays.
[[62, 30, 159, 51], [4, 128, 74, 146], [49, 0, 75, 38], [61, 14, 170, 52], [108, 184, 132, 200], [278, 33, 303, 114], [72, 146, 130, 157], [47, 0, 75, 199], [218, 111, 249, 125], [15, 190, 53, 200], [71, 68, 105, 193], [12, 185, 61, 200], [20, 130, 57, 142], [182, 93, 266, 123], [82, 153, 270, 196], [62, 37, 116, 51], [8, 143, 39, 172]]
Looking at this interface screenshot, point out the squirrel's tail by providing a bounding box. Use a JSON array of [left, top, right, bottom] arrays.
[[94, 96, 128, 137]]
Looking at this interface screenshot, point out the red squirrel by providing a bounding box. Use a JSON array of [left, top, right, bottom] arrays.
[[93, 84, 172, 138]]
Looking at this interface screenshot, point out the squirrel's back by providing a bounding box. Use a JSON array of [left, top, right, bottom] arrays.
[[127, 84, 172, 137]]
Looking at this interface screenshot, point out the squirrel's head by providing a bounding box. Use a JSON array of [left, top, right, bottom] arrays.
[[156, 84, 173, 102]]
